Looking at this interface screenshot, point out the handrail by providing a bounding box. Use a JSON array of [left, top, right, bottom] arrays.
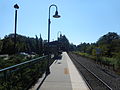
[[0, 55, 50, 90], [0, 55, 48, 72]]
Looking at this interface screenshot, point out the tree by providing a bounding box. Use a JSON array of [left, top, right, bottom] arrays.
[[97, 32, 120, 57], [1, 35, 14, 54], [35, 35, 39, 54], [39, 34, 43, 56], [69, 43, 76, 51], [0, 34, 41, 55], [0, 39, 3, 53], [77, 43, 91, 53], [97, 32, 120, 44], [59, 35, 70, 52]]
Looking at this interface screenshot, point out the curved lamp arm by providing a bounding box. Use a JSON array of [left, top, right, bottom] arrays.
[[49, 4, 60, 19], [49, 4, 58, 19]]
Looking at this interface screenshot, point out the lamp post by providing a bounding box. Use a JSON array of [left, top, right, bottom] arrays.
[[14, 4, 19, 54], [46, 4, 61, 75]]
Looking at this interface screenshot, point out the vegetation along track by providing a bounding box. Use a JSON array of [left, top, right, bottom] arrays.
[[69, 53, 113, 90]]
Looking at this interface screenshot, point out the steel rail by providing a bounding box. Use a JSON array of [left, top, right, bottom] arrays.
[[69, 53, 113, 90], [69, 54, 93, 90]]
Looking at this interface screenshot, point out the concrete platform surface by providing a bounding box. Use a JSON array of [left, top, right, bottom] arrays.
[[30, 52, 90, 90]]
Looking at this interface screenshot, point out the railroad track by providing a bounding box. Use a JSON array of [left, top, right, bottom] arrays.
[[69, 53, 113, 90]]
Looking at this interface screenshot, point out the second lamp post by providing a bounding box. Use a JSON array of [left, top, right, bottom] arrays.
[[46, 4, 61, 75], [14, 4, 19, 54]]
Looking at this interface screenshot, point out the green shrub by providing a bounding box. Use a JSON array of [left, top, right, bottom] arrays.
[[115, 52, 120, 69], [74, 51, 118, 67], [101, 57, 116, 64]]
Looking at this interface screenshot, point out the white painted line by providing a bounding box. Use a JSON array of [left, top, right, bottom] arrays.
[[65, 52, 90, 90]]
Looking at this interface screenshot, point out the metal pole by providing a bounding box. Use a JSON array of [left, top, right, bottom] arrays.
[[46, 18, 51, 75], [46, 6, 51, 75], [13, 4, 19, 54], [14, 10, 17, 54]]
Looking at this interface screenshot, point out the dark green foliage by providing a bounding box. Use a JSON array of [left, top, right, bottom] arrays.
[[0, 56, 50, 90], [1, 35, 14, 54], [115, 52, 120, 69], [77, 43, 91, 53], [0, 33, 58, 89], [39, 34, 43, 56], [0, 34, 74, 55], [0, 54, 26, 69], [0, 55, 56, 90], [69, 43, 76, 51], [35, 35, 39, 54], [97, 32, 120, 57], [0, 39, 2, 52], [76, 32, 120, 57], [97, 32, 120, 44], [76, 32, 120, 71], [59, 35, 70, 52], [0, 34, 44, 55]]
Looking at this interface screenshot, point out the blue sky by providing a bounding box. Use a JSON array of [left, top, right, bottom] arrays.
[[0, 0, 120, 45]]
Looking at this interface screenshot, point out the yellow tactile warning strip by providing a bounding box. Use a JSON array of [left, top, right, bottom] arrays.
[[64, 68, 69, 74]]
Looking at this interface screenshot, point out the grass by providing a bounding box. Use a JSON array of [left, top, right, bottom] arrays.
[[73, 51, 120, 71], [73, 51, 96, 60]]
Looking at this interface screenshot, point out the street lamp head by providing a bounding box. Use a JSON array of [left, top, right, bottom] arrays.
[[14, 4, 19, 9], [53, 11, 61, 18]]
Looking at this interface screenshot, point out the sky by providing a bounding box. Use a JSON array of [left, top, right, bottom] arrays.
[[0, 0, 120, 45]]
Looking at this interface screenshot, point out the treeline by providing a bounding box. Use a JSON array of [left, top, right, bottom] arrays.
[[76, 32, 120, 70], [0, 34, 43, 55], [1, 32, 120, 59], [0, 33, 72, 55], [76, 32, 120, 57]]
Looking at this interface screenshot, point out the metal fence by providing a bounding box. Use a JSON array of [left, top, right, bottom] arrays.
[[0, 55, 50, 90]]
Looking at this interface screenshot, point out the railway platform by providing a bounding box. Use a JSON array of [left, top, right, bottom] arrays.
[[30, 52, 90, 90]]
